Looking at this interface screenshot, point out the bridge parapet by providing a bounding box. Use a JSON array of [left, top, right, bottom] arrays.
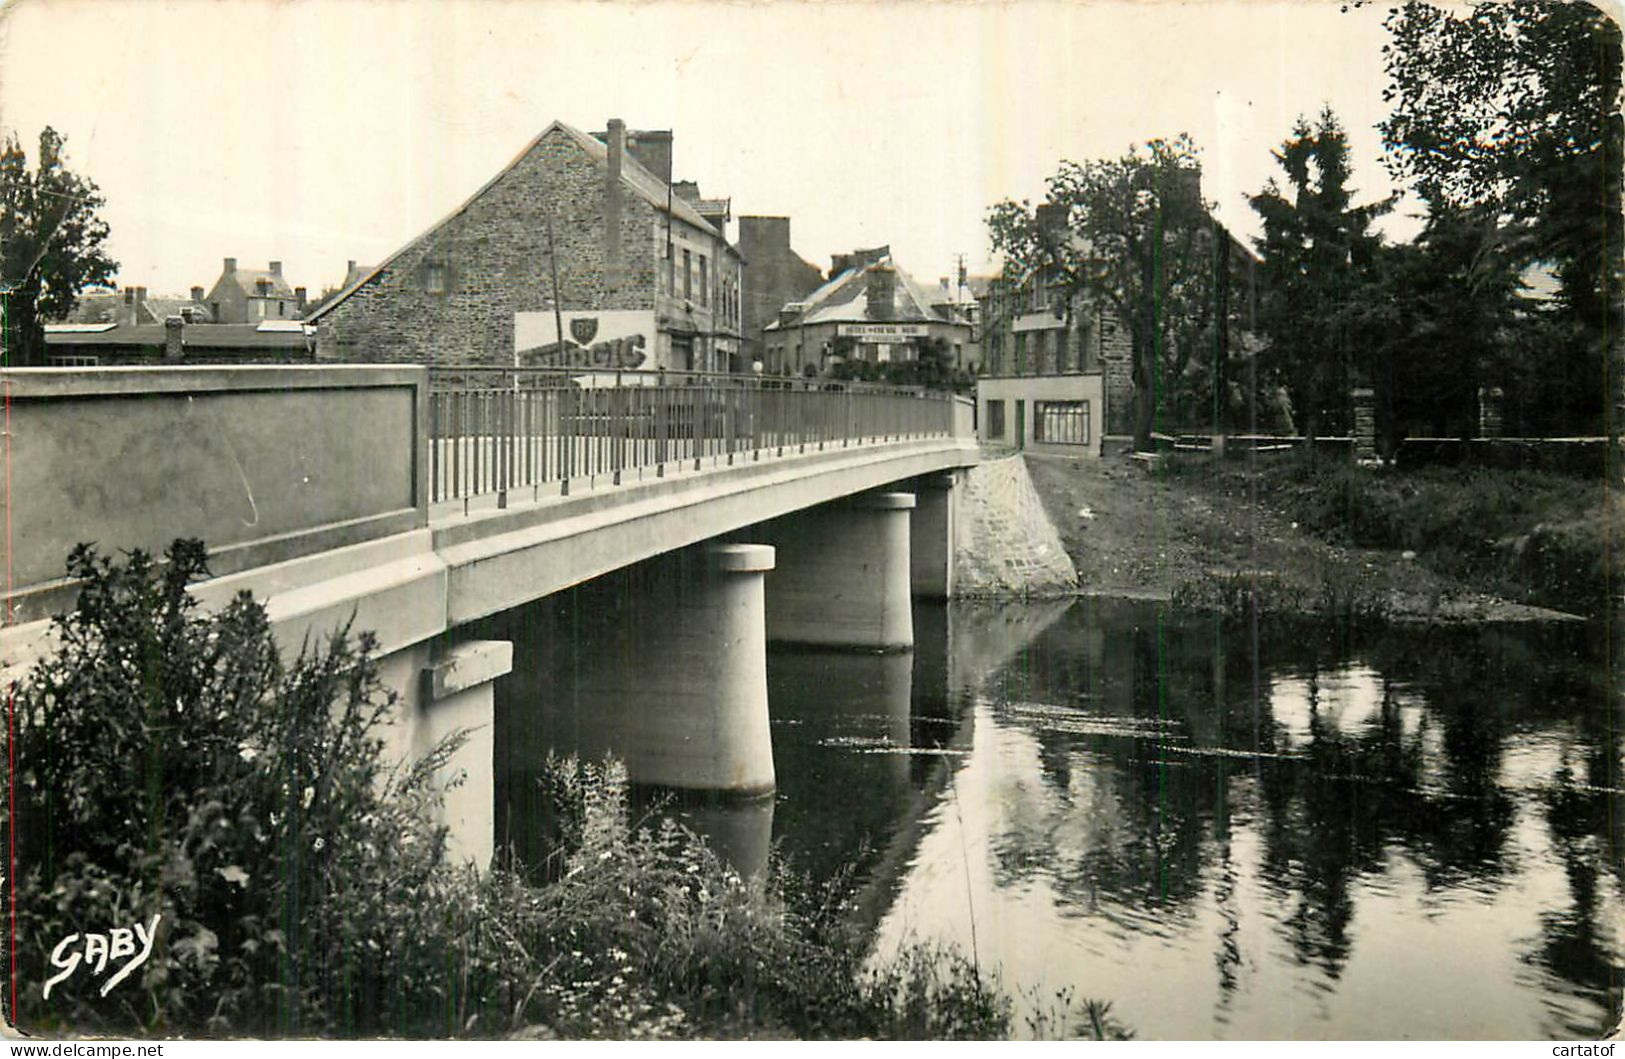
[[1, 365, 429, 625], [427, 366, 968, 508]]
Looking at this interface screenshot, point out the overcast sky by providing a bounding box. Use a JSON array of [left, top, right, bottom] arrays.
[[0, 0, 1432, 297]]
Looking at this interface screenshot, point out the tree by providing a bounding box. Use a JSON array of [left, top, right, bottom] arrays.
[[1381, 1, 1623, 434], [1371, 201, 1526, 451], [1249, 109, 1392, 441], [1, 127, 116, 366], [987, 136, 1216, 450]]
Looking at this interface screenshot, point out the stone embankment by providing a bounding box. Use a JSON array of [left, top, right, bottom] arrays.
[[952, 454, 1079, 597]]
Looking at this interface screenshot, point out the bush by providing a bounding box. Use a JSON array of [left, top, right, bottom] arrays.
[[11, 539, 466, 1036]]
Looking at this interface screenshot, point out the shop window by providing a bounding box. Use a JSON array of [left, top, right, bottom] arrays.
[[1035, 401, 1089, 445]]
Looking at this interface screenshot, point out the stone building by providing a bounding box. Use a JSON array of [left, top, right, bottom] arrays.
[[204, 259, 307, 324], [308, 119, 744, 372], [761, 251, 975, 377], [975, 268, 1128, 455], [737, 216, 824, 367]]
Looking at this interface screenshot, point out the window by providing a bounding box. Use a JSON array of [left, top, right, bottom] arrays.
[[257, 301, 267, 319], [425, 263, 447, 295], [1035, 401, 1089, 445], [683, 249, 692, 300], [664, 242, 674, 295], [49, 355, 99, 367], [698, 255, 709, 306], [986, 399, 1006, 439]]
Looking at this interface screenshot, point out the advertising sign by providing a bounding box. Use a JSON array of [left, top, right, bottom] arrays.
[[514, 310, 656, 369], [837, 323, 928, 340]]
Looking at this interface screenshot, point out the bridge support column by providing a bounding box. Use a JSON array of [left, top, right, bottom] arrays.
[[377, 638, 512, 868], [764, 491, 916, 651], [597, 543, 778, 797], [910, 473, 958, 600]]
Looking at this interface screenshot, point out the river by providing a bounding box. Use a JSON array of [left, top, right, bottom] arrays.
[[484, 580, 1623, 1040]]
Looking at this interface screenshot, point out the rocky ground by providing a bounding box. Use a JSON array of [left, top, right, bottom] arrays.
[[1022, 449, 1583, 622]]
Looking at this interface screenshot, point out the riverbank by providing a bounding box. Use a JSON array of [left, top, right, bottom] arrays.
[[1023, 449, 1608, 623]]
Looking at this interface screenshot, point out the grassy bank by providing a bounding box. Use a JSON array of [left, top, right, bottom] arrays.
[[1169, 455, 1615, 618], [1025, 450, 1611, 621]]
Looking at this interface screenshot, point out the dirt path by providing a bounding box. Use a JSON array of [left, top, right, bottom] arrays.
[[1022, 450, 1580, 622]]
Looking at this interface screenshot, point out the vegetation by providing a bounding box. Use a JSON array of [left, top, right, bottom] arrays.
[[8, 540, 1126, 1040], [1, 127, 116, 366], [1164, 453, 1615, 618], [1381, 1, 1621, 437], [1248, 109, 1392, 442]]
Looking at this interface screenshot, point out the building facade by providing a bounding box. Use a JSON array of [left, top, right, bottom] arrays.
[[309, 120, 743, 372], [975, 271, 1126, 455], [761, 251, 975, 377]]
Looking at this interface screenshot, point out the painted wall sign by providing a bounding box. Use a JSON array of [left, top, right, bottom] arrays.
[[515, 311, 656, 369], [836, 323, 928, 340]]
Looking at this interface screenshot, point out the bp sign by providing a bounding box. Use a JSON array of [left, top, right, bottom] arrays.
[[515, 311, 656, 369]]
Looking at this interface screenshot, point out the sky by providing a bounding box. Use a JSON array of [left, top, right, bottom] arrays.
[[0, 0, 1437, 298]]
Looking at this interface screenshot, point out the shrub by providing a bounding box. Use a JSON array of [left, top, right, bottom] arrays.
[[10, 540, 465, 1036]]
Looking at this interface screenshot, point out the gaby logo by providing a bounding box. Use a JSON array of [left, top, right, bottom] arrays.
[[43, 914, 162, 999]]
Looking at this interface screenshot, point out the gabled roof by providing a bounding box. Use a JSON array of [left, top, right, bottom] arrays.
[[773, 254, 955, 328], [308, 120, 719, 323], [218, 269, 295, 300]]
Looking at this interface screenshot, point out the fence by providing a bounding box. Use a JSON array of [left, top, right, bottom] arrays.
[[427, 367, 958, 505]]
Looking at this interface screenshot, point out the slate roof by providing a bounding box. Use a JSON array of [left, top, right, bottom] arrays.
[[767, 254, 956, 329], [308, 120, 720, 324], [221, 269, 296, 300]]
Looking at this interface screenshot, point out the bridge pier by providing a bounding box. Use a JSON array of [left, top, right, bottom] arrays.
[[761, 491, 917, 651], [377, 638, 512, 868], [910, 472, 959, 600], [575, 543, 779, 797]]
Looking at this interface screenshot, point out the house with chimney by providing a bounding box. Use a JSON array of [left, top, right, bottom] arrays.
[[204, 259, 307, 324], [307, 119, 744, 373], [760, 249, 976, 377]]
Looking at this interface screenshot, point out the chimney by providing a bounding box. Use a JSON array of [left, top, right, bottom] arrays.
[[625, 130, 672, 184], [295, 286, 307, 308], [224, 257, 237, 273], [604, 118, 625, 291], [163, 316, 184, 360], [190, 285, 204, 303], [122, 287, 137, 326], [671, 180, 701, 204], [269, 260, 282, 276], [865, 265, 896, 321]]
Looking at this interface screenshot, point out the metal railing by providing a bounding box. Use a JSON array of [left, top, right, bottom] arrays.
[[427, 366, 957, 507]]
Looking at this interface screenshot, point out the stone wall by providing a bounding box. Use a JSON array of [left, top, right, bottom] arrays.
[[315, 127, 662, 366], [953, 454, 1078, 596], [1100, 309, 1134, 435]]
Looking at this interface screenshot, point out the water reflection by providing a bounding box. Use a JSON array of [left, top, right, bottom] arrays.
[[826, 599, 1622, 1039], [479, 568, 1620, 1039]]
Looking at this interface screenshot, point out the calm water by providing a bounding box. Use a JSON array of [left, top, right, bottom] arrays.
[[484, 577, 1623, 1040]]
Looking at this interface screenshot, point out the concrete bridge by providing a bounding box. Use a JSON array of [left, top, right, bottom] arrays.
[[0, 365, 979, 863]]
